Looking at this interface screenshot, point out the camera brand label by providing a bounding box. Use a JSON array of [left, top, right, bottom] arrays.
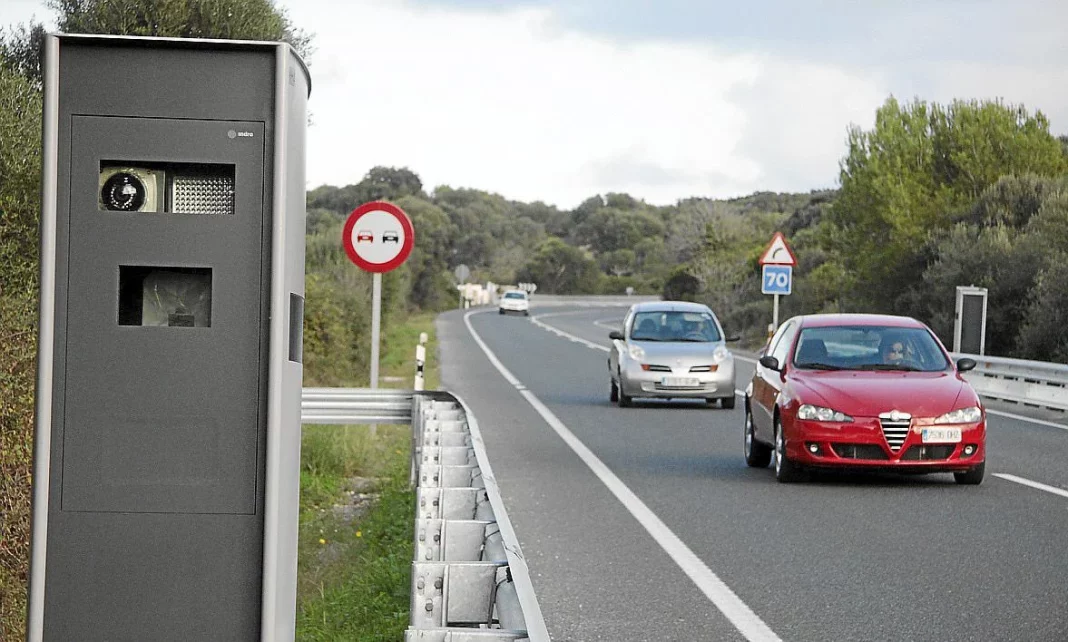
[[227, 130, 256, 139]]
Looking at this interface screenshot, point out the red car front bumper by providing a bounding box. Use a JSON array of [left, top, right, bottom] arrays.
[[785, 417, 986, 472]]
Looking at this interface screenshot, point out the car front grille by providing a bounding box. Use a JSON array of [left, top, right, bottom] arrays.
[[879, 416, 912, 452], [899, 445, 955, 461], [830, 443, 890, 460]]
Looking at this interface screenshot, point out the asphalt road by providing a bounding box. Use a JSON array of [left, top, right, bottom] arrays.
[[438, 304, 1068, 642]]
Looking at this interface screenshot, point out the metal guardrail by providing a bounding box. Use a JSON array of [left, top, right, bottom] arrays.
[[954, 353, 1068, 412], [300, 388, 549, 641], [301, 388, 414, 424]]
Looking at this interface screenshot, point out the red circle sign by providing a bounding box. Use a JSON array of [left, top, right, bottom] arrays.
[[341, 201, 415, 273]]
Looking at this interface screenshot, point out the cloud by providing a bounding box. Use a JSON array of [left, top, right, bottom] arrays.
[[285, 0, 888, 208]]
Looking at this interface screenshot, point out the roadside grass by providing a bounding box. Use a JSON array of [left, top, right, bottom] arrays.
[[295, 312, 440, 641]]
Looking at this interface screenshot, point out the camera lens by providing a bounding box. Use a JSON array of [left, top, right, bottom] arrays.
[[101, 172, 146, 211]]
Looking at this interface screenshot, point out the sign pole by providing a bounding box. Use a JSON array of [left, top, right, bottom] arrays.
[[773, 293, 779, 330], [371, 272, 382, 389]]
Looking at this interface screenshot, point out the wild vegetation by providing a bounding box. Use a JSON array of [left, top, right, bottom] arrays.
[[3, 0, 1068, 637]]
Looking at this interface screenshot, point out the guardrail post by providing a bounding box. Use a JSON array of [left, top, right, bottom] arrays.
[[415, 332, 428, 391]]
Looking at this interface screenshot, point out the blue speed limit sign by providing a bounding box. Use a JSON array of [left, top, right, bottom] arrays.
[[761, 265, 792, 295]]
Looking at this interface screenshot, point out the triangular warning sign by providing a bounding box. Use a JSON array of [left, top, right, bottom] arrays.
[[758, 232, 797, 266]]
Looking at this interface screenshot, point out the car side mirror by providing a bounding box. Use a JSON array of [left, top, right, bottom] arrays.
[[609, 330, 624, 341], [956, 357, 977, 373], [725, 335, 741, 343], [759, 355, 780, 371]]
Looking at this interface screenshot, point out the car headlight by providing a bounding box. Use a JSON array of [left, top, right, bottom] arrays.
[[933, 406, 982, 424], [628, 344, 645, 361], [797, 404, 853, 422]]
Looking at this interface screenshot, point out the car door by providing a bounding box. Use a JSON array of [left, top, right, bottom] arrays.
[[609, 309, 633, 378], [751, 320, 798, 443]]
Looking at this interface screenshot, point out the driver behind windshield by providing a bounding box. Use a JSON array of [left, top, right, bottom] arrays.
[[880, 337, 909, 365]]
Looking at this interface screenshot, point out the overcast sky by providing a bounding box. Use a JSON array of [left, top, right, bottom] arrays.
[[3, 0, 1067, 208]]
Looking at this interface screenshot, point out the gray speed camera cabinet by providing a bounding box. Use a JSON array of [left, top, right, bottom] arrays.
[[28, 34, 310, 642]]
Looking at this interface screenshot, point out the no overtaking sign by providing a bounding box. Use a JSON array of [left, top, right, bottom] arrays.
[[342, 201, 414, 273]]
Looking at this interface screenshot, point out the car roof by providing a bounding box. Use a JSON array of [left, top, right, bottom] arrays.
[[630, 300, 712, 314], [796, 313, 927, 329], [504, 289, 527, 295]]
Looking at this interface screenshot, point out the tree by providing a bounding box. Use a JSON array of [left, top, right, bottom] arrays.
[[825, 96, 1068, 311], [355, 166, 423, 203], [516, 238, 600, 294], [908, 224, 1045, 354], [394, 195, 456, 311], [574, 208, 664, 255], [662, 268, 700, 301], [2, 0, 313, 84], [0, 65, 42, 640], [1015, 254, 1068, 362]]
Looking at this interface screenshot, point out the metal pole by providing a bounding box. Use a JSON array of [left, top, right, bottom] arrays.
[[371, 272, 382, 389], [773, 293, 779, 331]]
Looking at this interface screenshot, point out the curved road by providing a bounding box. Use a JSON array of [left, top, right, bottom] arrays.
[[438, 304, 1068, 642]]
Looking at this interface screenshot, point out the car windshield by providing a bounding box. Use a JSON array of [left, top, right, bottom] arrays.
[[630, 310, 722, 342], [503, 292, 526, 299], [792, 325, 950, 372]]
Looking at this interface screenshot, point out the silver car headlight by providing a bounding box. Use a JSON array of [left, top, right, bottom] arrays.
[[628, 344, 645, 361], [713, 346, 732, 363], [797, 404, 853, 422], [933, 406, 982, 424]]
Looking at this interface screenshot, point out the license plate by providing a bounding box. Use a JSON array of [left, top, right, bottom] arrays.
[[661, 377, 700, 388], [922, 428, 962, 444]]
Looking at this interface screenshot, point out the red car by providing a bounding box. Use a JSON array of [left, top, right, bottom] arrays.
[[356, 229, 374, 243], [744, 314, 985, 484]]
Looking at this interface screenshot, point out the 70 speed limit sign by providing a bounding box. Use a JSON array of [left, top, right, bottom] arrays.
[[761, 265, 792, 295]]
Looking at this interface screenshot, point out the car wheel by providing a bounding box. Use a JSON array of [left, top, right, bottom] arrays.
[[610, 379, 619, 403], [524, 310, 530, 317], [774, 418, 804, 483], [744, 405, 772, 468], [953, 461, 985, 485], [498, 309, 504, 315], [617, 377, 632, 408], [721, 395, 736, 410]]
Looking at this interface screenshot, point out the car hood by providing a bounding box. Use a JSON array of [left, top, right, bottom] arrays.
[[790, 370, 974, 418], [633, 340, 725, 362]]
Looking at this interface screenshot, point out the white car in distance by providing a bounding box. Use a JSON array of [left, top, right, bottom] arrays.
[[498, 290, 530, 316]]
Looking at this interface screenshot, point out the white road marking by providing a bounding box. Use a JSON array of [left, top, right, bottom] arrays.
[[465, 310, 782, 642], [995, 473, 1068, 500], [530, 312, 610, 352], [984, 408, 1068, 431]]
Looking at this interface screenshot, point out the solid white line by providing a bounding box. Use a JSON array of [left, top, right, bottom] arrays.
[[994, 473, 1068, 500], [985, 408, 1068, 431], [530, 313, 610, 353], [464, 310, 782, 642]]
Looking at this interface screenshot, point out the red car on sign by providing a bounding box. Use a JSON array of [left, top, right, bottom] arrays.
[[356, 229, 374, 243], [744, 314, 986, 484]]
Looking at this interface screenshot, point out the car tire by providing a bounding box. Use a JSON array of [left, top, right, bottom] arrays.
[[774, 418, 804, 483], [498, 309, 504, 315], [524, 311, 529, 317], [721, 395, 736, 410], [617, 381, 632, 408], [953, 461, 985, 485], [744, 405, 772, 468], [610, 379, 619, 403]]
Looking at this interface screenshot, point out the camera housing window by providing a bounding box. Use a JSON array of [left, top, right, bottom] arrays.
[[99, 161, 235, 215], [119, 266, 212, 327]]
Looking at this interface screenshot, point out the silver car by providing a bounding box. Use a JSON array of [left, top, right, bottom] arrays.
[[608, 301, 739, 408]]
